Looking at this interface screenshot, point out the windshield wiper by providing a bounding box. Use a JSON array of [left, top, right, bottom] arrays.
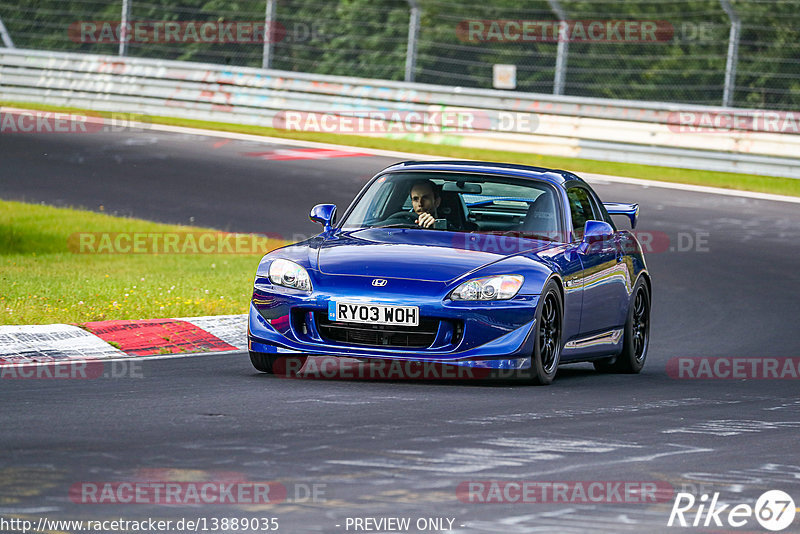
[[473, 230, 558, 242], [367, 223, 421, 229]]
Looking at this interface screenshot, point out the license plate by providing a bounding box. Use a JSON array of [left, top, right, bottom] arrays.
[[328, 301, 419, 327]]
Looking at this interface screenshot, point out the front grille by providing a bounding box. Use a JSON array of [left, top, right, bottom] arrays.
[[314, 313, 439, 348]]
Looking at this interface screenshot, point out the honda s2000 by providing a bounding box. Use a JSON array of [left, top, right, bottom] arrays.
[[247, 161, 651, 384]]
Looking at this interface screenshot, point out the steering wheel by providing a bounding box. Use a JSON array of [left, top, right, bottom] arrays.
[[380, 211, 421, 227]]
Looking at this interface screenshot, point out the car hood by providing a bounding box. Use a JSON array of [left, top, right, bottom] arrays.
[[316, 228, 552, 282]]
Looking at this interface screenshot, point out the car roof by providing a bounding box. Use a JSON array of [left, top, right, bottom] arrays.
[[379, 160, 585, 188]]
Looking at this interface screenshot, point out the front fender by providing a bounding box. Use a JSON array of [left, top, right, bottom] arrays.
[[447, 254, 556, 296]]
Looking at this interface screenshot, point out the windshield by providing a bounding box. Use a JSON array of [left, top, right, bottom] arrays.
[[341, 172, 563, 240]]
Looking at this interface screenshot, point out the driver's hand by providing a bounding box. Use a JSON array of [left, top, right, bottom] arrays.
[[416, 212, 435, 228]]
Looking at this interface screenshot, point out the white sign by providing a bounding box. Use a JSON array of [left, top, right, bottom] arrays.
[[493, 64, 517, 90]]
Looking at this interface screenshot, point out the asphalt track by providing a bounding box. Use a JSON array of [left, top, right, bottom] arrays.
[[2, 126, 800, 533]]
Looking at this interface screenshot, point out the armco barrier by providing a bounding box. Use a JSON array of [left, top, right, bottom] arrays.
[[1, 48, 799, 178]]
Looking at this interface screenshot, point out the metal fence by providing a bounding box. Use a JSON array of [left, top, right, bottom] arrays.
[[1, 1, 799, 110], [3, 48, 800, 178]]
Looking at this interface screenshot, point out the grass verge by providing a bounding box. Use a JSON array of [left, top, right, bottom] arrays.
[[1, 200, 286, 325], [3, 100, 799, 198]]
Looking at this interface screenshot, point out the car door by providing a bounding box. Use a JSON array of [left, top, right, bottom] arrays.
[[567, 184, 630, 339]]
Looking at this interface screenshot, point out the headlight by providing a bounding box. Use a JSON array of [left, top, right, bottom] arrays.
[[268, 259, 312, 291], [450, 275, 524, 301]]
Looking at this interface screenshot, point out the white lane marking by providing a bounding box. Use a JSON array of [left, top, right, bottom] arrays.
[[328, 438, 643, 474], [464, 508, 663, 533], [452, 398, 741, 425], [521, 444, 714, 478], [7, 107, 794, 204], [662, 419, 800, 436], [486, 437, 638, 454], [681, 463, 800, 487], [764, 399, 800, 411], [108, 348, 246, 362], [286, 398, 378, 405], [583, 172, 800, 204], [0, 348, 244, 370]]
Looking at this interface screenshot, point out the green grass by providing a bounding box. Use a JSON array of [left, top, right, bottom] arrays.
[[4, 100, 800, 197], [1, 200, 287, 325]]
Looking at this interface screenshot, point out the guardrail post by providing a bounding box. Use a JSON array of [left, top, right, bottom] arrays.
[[405, 0, 420, 82], [719, 0, 740, 107], [0, 16, 15, 48], [262, 0, 277, 69], [547, 0, 568, 95], [118, 0, 131, 56]]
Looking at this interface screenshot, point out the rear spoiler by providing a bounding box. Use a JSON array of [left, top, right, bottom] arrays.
[[603, 202, 639, 228]]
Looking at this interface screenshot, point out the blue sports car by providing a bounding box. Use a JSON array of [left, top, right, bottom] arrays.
[[247, 161, 651, 384]]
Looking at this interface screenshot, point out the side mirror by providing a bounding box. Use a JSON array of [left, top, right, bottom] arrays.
[[578, 220, 614, 254], [310, 204, 337, 233]]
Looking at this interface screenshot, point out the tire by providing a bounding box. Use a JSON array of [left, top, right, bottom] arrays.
[[526, 280, 564, 385], [249, 351, 307, 375], [250, 351, 278, 373], [593, 277, 650, 374]]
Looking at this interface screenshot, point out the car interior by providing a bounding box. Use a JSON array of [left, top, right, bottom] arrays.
[[350, 173, 563, 240]]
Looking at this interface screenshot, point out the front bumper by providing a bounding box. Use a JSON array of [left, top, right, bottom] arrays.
[[247, 287, 539, 369]]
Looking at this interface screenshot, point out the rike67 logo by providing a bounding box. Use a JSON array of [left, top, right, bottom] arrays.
[[668, 490, 796, 531]]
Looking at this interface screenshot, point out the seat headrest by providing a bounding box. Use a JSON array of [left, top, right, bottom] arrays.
[[521, 192, 557, 236]]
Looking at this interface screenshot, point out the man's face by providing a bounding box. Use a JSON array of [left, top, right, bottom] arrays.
[[410, 183, 440, 215]]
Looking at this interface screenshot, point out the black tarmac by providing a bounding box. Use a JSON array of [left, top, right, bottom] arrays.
[[2, 126, 800, 533]]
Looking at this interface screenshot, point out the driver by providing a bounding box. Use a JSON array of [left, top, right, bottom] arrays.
[[410, 179, 441, 228]]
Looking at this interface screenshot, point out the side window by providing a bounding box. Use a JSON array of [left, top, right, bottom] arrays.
[[566, 187, 597, 240], [583, 186, 616, 229], [594, 198, 617, 230]]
